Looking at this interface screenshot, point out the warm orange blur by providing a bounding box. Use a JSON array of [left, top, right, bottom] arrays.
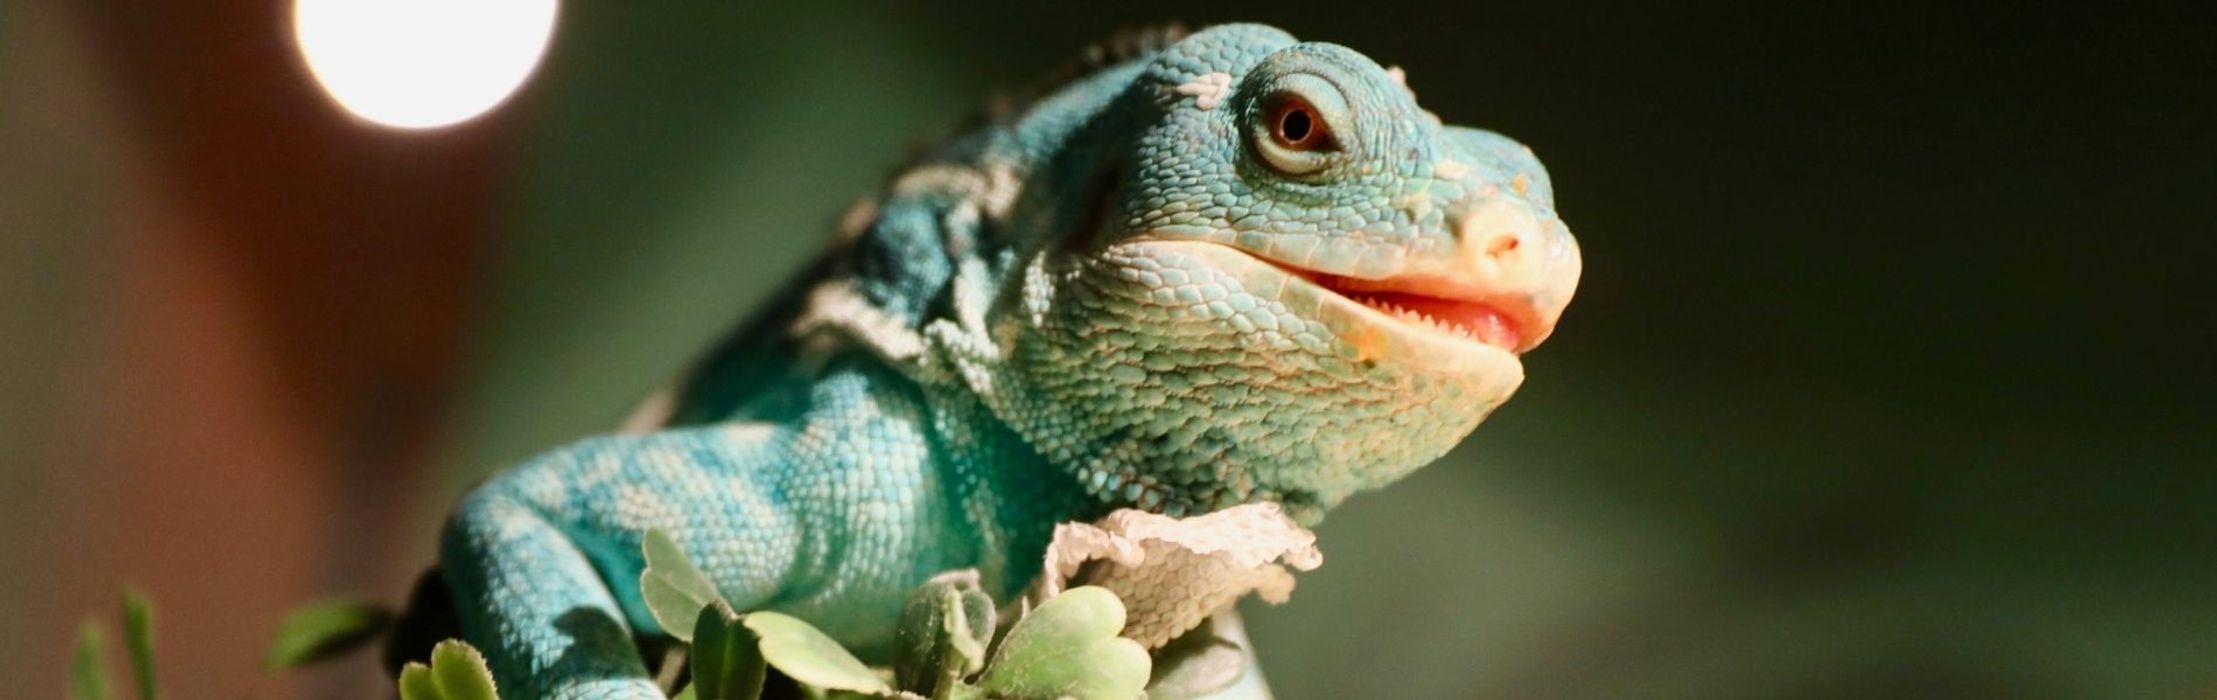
[[3, 2, 508, 694]]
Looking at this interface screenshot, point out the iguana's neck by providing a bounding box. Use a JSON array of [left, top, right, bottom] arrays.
[[919, 380, 1104, 601]]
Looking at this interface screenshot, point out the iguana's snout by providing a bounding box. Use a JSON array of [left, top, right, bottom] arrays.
[[1307, 193, 1582, 355], [1443, 197, 1582, 351]]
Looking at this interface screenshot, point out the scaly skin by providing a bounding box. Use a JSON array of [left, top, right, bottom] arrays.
[[435, 24, 1580, 698]]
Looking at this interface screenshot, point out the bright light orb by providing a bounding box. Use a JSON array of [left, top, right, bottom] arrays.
[[294, 0, 559, 129]]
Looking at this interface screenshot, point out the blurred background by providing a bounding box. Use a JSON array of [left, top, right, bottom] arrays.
[[3, 1, 2213, 697]]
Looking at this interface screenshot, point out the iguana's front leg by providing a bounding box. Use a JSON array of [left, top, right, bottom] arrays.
[[442, 494, 655, 699], [442, 364, 955, 699], [441, 425, 799, 698]]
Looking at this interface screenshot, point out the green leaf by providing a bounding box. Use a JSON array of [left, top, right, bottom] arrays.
[[1144, 614, 1247, 700], [122, 588, 156, 700], [671, 685, 699, 700], [691, 601, 767, 700], [893, 573, 995, 697], [431, 640, 500, 700], [398, 639, 499, 700], [397, 662, 437, 700], [70, 620, 112, 700], [264, 599, 394, 669], [640, 529, 724, 642], [976, 587, 1150, 700], [743, 611, 890, 694]]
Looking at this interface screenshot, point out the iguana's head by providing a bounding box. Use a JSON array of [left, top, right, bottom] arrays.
[[952, 24, 1580, 523]]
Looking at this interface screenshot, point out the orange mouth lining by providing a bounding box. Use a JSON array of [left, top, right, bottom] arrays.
[[1120, 237, 1549, 354], [1296, 269, 1541, 354], [1328, 287, 1524, 352]]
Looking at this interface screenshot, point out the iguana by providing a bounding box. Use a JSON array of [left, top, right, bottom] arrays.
[[420, 23, 1581, 698]]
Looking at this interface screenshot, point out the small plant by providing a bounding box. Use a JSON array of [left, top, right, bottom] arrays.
[[396, 640, 501, 700], [264, 598, 394, 669], [639, 528, 1153, 700], [277, 528, 1160, 700], [70, 588, 161, 700], [94, 509, 1275, 699]]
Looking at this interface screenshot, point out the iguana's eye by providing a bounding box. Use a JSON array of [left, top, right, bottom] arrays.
[[1247, 76, 1349, 178], [1269, 96, 1334, 152]]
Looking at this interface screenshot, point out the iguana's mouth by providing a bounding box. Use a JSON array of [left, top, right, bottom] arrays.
[[1114, 238, 1553, 362], [1300, 271, 1543, 354], [1106, 238, 1535, 401]]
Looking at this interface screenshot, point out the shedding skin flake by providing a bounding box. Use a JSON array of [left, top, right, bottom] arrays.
[[1384, 65, 1417, 100], [1433, 158, 1471, 180], [1173, 72, 1234, 110]]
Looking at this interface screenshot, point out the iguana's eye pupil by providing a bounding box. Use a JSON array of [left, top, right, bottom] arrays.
[[1252, 89, 1338, 176], [1279, 107, 1313, 144], [1268, 96, 1330, 152]]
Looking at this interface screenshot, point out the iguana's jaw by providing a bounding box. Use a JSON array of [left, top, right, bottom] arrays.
[[1112, 238, 1536, 384], [1292, 270, 1547, 355]]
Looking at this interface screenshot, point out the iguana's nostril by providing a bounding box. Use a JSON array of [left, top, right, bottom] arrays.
[[1453, 199, 1557, 291], [1486, 233, 1520, 258]]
